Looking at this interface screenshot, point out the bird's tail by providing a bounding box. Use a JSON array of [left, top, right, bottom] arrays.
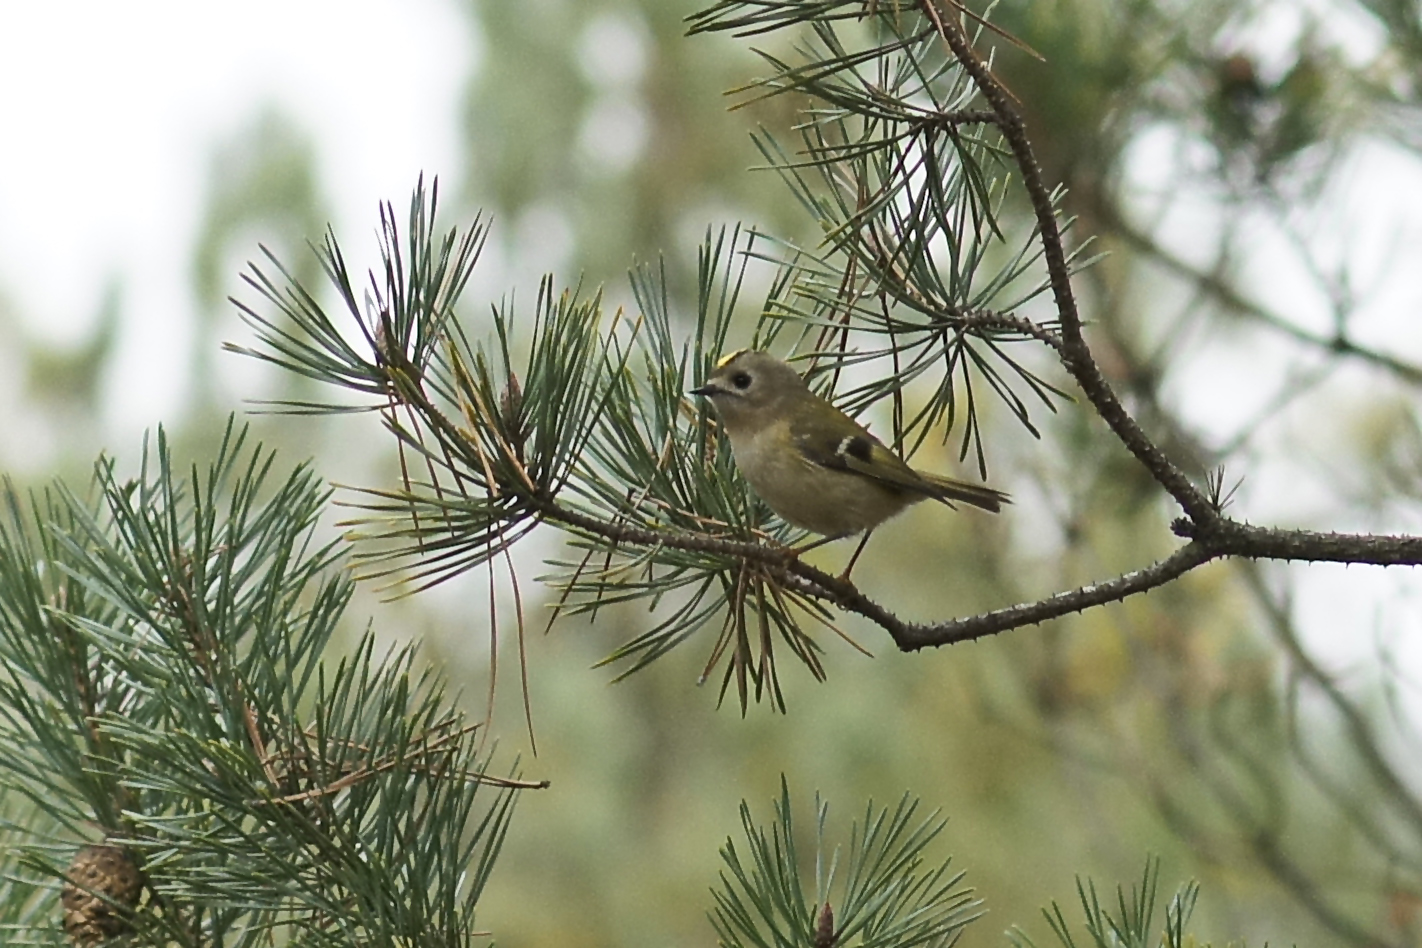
[[917, 471, 1010, 513]]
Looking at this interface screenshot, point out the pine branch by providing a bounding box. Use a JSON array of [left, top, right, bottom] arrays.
[[225, 1, 1422, 700], [0, 420, 536, 946], [1009, 857, 1203, 948], [711, 779, 980, 948]]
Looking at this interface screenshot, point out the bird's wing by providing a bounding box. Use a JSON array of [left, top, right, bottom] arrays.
[[790, 421, 930, 497], [791, 415, 1008, 512]]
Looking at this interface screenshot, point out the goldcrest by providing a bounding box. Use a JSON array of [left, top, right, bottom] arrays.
[[692, 349, 1008, 544]]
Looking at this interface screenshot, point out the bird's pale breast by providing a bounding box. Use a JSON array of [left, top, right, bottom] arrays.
[[728, 419, 918, 536]]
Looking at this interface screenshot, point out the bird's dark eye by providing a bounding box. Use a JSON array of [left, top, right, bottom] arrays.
[[731, 371, 752, 390]]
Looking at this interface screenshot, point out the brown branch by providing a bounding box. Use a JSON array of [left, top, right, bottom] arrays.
[[933, 309, 1066, 352], [872, 520, 1422, 649], [531, 482, 1422, 653], [875, 541, 1220, 649], [1177, 518, 1422, 565], [920, 0, 1215, 522], [920, 107, 999, 129]]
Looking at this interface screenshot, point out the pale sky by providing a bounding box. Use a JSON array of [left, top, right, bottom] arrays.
[[0, 0, 474, 434]]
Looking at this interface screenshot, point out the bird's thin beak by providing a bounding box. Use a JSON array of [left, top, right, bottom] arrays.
[[690, 384, 718, 397]]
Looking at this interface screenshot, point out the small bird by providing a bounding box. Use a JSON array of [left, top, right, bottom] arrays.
[[692, 349, 1008, 576]]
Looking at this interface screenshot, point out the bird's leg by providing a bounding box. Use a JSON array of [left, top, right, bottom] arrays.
[[784, 532, 869, 582], [790, 534, 839, 556], [838, 530, 875, 583]]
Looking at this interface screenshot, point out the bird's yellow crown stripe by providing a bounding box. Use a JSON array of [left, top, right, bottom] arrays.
[[715, 348, 750, 369]]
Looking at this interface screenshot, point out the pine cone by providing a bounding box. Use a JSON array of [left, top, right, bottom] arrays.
[[61, 844, 144, 947]]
